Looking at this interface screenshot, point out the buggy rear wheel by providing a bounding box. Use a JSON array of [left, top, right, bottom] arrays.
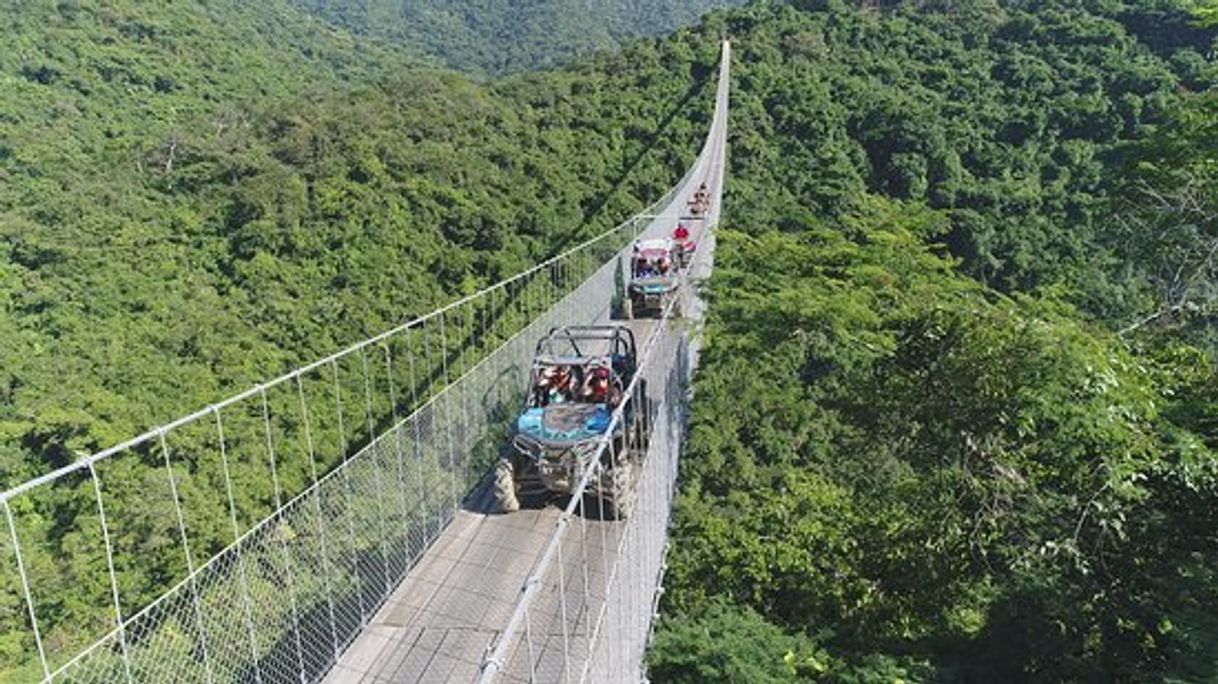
[[494, 456, 520, 513]]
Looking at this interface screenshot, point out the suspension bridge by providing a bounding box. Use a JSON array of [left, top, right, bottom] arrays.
[[1, 41, 730, 684]]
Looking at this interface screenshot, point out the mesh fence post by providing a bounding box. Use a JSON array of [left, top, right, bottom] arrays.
[[405, 348, 431, 544], [414, 333, 443, 539], [481, 291, 490, 357], [378, 344, 417, 570], [556, 531, 572, 684], [524, 601, 537, 682], [301, 375, 368, 631], [159, 430, 216, 684], [439, 310, 451, 386], [550, 262, 560, 324], [86, 462, 135, 684], [438, 313, 461, 514], [521, 272, 531, 326], [5, 500, 52, 682], [597, 462, 610, 648], [261, 388, 310, 680], [460, 300, 474, 486], [213, 408, 263, 684], [346, 356, 393, 594], [576, 489, 596, 684], [579, 496, 591, 633]]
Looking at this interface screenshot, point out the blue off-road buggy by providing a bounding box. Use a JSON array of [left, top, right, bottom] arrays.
[[495, 326, 649, 519]]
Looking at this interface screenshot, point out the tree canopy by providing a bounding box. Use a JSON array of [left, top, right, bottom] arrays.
[[0, 3, 725, 677], [650, 0, 1218, 680], [2, 0, 1217, 680]]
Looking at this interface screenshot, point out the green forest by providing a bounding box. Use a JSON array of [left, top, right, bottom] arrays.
[[649, 0, 1218, 681], [1, 0, 1217, 680], [0, 2, 729, 677], [0, 1, 723, 489]]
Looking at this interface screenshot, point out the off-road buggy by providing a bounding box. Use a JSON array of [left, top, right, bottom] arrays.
[[495, 326, 649, 519]]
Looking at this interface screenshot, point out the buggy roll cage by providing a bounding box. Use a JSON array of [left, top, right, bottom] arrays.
[[532, 326, 637, 366]]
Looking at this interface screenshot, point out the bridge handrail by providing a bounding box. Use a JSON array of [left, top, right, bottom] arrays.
[[478, 38, 731, 682]]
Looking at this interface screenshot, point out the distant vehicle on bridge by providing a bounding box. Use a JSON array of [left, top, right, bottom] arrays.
[[495, 325, 649, 519], [685, 180, 711, 219], [625, 238, 680, 319]]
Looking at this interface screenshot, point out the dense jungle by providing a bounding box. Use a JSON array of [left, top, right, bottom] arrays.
[[1, 0, 1216, 681]]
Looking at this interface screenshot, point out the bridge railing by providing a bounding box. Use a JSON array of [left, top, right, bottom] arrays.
[[477, 40, 730, 684], [0, 126, 707, 683]]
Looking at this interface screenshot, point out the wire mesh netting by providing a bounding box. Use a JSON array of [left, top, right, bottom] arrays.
[[479, 42, 729, 684], [2, 222, 641, 684]]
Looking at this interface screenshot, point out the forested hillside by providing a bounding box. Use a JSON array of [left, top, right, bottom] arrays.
[[650, 0, 1218, 681], [4, 0, 1218, 680], [1, 3, 416, 472], [0, 1, 729, 675], [0, 1, 723, 485], [287, 0, 749, 74]]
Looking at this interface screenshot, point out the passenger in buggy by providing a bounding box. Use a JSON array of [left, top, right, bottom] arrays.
[[582, 365, 610, 403], [537, 366, 576, 406]]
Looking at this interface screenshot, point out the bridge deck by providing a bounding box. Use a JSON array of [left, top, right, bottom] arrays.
[[324, 314, 659, 684], [324, 40, 727, 684], [323, 503, 557, 683]]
